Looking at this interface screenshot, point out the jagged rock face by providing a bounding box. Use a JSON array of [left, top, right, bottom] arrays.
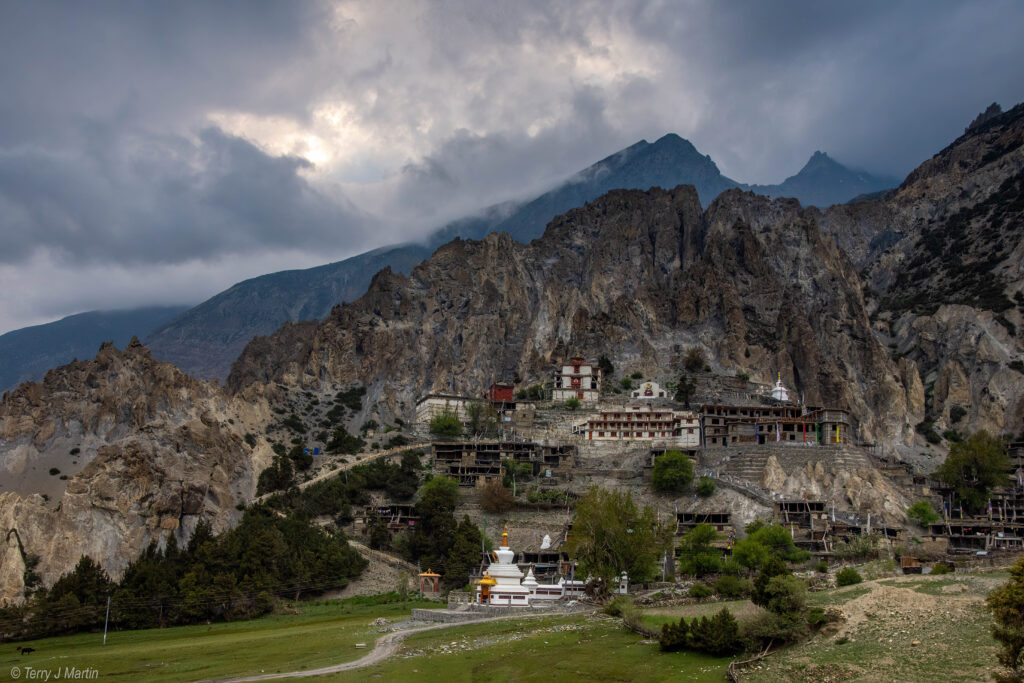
[[813, 104, 1024, 442], [0, 339, 261, 604], [230, 185, 911, 445], [760, 454, 908, 525]]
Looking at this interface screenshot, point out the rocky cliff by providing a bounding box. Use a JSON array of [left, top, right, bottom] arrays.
[[229, 184, 912, 446], [0, 339, 267, 604], [841, 103, 1024, 443], [145, 135, 889, 380]]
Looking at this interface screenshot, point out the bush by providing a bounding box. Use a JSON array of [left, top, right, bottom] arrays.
[[651, 451, 694, 493], [630, 372, 643, 380], [678, 524, 722, 577], [428, 410, 462, 437], [49, 467, 60, 476], [690, 609, 744, 656], [683, 347, 705, 372], [833, 533, 880, 561], [906, 500, 940, 526], [986, 557, 1024, 681], [836, 567, 863, 586], [282, 413, 307, 434], [563, 397, 581, 410], [689, 583, 714, 599], [934, 431, 1011, 514], [659, 617, 690, 652], [620, 377, 633, 390], [603, 595, 633, 617], [515, 384, 544, 400], [930, 563, 953, 575], [713, 575, 750, 598], [326, 426, 366, 454], [479, 478, 515, 513], [695, 476, 716, 497], [815, 561, 829, 574]]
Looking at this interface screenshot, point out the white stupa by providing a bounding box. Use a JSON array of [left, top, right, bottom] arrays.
[[522, 567, 539, 592], [476, 526, 532, 606], [771, 372, 789, 402]]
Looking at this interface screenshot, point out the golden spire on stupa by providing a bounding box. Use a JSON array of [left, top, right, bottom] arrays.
[[502, 525, 509, 547]]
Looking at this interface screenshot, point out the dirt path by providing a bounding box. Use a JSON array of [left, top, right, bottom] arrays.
[[194, 611, 578, 682], [252, 443, 431, 504]]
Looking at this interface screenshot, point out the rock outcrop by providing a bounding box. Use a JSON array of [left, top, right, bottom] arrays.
[[0, 339, 262, 604], [230, 184, 911, 445]]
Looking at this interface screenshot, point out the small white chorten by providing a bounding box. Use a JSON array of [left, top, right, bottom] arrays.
[[771, 372, 789, 402]]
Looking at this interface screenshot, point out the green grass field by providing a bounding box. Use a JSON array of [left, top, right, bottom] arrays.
[[336, 615, 732, 682], [0, 571, 1011, 683], [0, 597, 435, 683]]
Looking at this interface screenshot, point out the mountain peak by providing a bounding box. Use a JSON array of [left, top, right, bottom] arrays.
[[650, 132, 701, 157], [797, 150, 842, 175]]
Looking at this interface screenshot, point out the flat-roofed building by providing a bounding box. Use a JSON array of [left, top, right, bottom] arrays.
[[552, 357, 601, 403], [572, 403, 700, 447]]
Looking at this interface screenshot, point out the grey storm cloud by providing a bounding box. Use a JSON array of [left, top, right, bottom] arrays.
[[1, 0, 1024, 333], [0, 123, 372, 265]]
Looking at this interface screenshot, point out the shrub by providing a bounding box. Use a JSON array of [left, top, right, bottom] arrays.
[[934, 431, 1011, 514], [949, 405, 967, 423], [696, 476, 716, 497], [360, 419, 379, 433], [833, 533, 880, 561], [713, 575, 749, 598], [678, 523, 722, 577], [630, 371, 643, 380], [429, 410, 462, 437], [815, 561, 829, 574], [49, 467, 60, 476], [479, 478, 515, 513], [751, 555, 790, 607], [244, 433, 257, 448], [326, 426, 366, 454], [564, 397, 581, 410], [683, 347, 705, 372], [689, 583, 714, 599], [620, 377, 633, 390], [282, 413, 307, 434], [808, 606, 840, 629], [651, 451, 694, 493], [690, 609, 744, 656], [986, 557, 1024, 681], [930, 562, 953, 575], [288, 445, 313, 471], [515, 384, 544, 400], [603, 595, 633, 617], [916, 419, 942, 444], [659, 618, 690, 652], [836, 567, 863, 586], [736, 372, 750, 382], [906, 500, 940, 526]]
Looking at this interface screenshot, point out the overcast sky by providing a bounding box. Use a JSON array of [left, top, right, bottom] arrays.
[[1, 0, 1023, 334]]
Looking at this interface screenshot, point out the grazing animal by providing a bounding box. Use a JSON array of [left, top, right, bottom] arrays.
[[17, 646, 35, 655]]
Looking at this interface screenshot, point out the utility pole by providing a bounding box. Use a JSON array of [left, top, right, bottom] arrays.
[[102, 595, 111, 646]]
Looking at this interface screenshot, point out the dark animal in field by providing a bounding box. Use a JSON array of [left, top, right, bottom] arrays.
[[16, 646, 35, 654]]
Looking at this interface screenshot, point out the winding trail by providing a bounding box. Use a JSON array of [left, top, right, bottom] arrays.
[[253, 443, 431, 504], [195, 610, 582, 682]]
